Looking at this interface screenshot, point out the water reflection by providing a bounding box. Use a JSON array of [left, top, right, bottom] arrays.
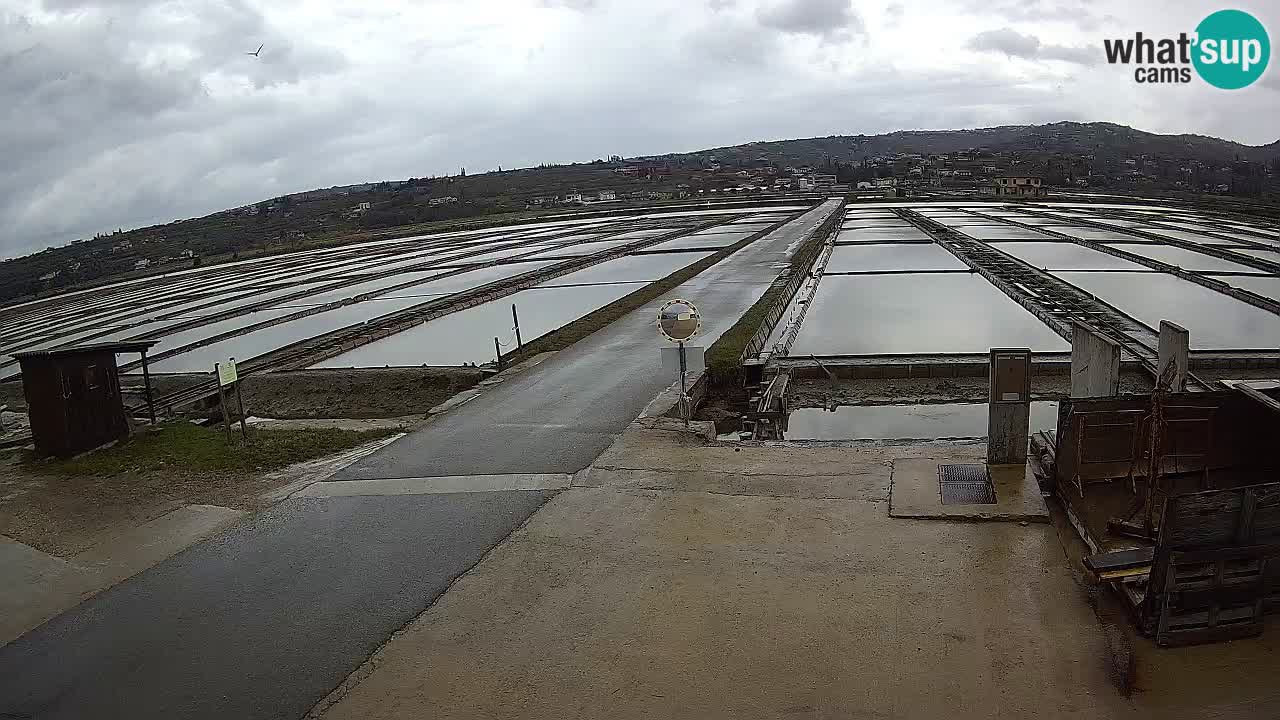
[[791, 274, 1070, 355], [986, 242, 1148, 271], [783, 401, 1060, 441], [312, 282, 643, 367], [1209, 275, 1280, 303], [1056, 271, 1280, 349], [825, 243, 965, 273], [1108, 243, 1263, 273]]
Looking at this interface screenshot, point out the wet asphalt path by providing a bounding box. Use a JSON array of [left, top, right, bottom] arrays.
[[0, 198, 841, 720], [0, 492, 552, 719], [335, 197, 843, 480]]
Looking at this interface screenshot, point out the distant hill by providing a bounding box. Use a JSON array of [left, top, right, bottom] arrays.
[[3, 121, 1278, 308], [651, 121, 1280, 167]]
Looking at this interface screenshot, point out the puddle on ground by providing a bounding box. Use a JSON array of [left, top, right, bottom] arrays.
[[782, 401, 1060, 441]]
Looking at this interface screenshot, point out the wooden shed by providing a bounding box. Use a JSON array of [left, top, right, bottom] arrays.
[[13, 341, 158, 457]]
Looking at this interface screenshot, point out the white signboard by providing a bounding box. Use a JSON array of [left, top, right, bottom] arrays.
[[216, 359, 238, 387], [662, 345, 705, 375]]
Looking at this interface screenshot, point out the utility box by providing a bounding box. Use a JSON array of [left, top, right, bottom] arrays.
[[988, 348, 1032, 465], [14, 341, 158, 457]]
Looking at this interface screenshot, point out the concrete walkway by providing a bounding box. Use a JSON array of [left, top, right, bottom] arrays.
[[0, 505, 244, 646], [313, 425, 1280, 720], [0, 492, 552, 720]]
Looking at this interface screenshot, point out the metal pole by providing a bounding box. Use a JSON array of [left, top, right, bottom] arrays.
[[214, 363, 232, 443], [679, 341, 688, 427], [512, 304, 523, 351], [140, 349, 156, 426]]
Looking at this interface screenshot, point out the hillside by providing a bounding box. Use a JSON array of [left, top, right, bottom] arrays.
[[3, 121, 1278, 307], [658, 122, 1280, 167]]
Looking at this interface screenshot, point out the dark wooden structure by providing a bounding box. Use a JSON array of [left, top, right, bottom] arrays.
[[1144, 484, 1280, 646], [14, 341, 158, 457], [1036, 388, 1280, 646]]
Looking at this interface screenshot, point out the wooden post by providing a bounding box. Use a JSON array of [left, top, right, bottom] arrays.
[[214, 362, 232, 443], [230, 357, 248, 439], [140, 349, 157, 426], [234, 381, 249, 439], [1158, 320, 1190, 392], [495, 337, 504, 370], [512, 304, 523, 351], [1070, 322, 1121, 398]]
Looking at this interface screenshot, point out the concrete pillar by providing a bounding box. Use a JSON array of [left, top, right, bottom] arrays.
[[1157, 320, 1189, 392], [1070, 321, 1121, 398], [988, 348, 1032, 465]]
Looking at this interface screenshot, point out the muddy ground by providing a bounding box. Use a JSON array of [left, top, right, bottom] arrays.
[[231, 368, 485, 419], [5, 367, 485, 419], [787, 366, 1280, 409], [0, 450, 284, 557], [787, 370, 1152, 408]]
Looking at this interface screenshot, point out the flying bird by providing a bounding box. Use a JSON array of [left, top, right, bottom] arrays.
[[247, 44, 263, 57]]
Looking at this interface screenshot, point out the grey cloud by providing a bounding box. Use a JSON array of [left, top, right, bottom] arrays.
[[0, 0, 1269, 261], [684, 17, 779, 67], [756, 0, 865, 42], [0, 1, 348, 257], [537, 0, 598, 9], [885, 3, 904, 26], [972, 0, 1115, 32], [968, 28, 1040, 58], [1039, 44, 1098, 65], [967, 28, 1098, 66]]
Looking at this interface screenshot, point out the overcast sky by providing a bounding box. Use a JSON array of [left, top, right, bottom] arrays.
[[2, 0, 1278, 259]]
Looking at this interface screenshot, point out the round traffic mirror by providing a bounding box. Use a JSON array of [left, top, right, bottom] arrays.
[[657, 299, 701, 343]]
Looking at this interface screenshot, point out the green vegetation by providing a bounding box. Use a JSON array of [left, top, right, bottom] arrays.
[[704, 273, 791, 380], [26, 422, 396, 477], [703, 203, 845, 382]]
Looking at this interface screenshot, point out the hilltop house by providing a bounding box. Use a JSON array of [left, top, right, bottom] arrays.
[[991, 175, 1045, 197]]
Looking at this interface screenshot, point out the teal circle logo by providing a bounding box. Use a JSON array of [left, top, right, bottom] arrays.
[[1192, 9, 1270, 89]]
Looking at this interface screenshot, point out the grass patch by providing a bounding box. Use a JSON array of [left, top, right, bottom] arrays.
[[704, 271, 791, 379], [26, 422, 396, 477]]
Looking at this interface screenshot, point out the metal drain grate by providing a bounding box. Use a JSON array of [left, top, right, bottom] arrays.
[[938, 463, 996, 505]]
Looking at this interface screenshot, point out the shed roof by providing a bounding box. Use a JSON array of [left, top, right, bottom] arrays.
[[13, 340, 159, 361]]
